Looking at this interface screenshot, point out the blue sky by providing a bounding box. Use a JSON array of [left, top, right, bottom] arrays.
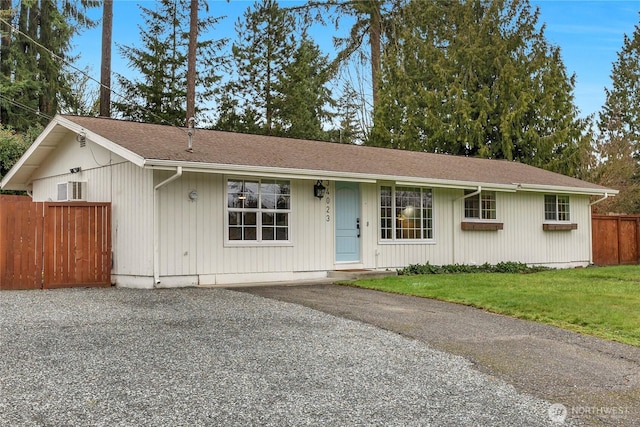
[[71, 0, 640, 119]]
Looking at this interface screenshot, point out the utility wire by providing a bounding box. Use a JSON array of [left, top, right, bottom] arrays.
[[0, 16, 189, 132], [0, 94, 53, 122]]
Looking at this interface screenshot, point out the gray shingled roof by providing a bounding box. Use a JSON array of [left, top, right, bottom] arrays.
[[60, 115, 611, 193]]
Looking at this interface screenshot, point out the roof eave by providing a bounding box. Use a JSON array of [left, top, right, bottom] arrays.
[[0, 118, 61, 190], [56, 115, 145, 167], [146, 159, 594, 193], [0, 115, 146, 191]]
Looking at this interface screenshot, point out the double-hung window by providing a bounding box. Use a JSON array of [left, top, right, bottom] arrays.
[[227, 178, 291, 243], [544, 195, 570, 221], [464, 190, 497, 220], [380, 186, 433, 241]]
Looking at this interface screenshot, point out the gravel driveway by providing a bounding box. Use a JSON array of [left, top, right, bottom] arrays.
[[1, 287, 567, 426]]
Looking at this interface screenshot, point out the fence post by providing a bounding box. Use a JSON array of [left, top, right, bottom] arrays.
[[617, 216, 622, 265], [637, 218, 640, 264]]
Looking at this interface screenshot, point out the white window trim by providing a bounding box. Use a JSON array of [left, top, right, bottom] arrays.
[[224, 176, 293, 247], [56, 181, 87, 201], [378, 184, 436, 244], [463, 190, 499, 222], [543, 194, 571, 223]]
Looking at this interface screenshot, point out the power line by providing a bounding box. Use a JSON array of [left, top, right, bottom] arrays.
[[0, 94, 53, 122], [0, 16, 189, 132]]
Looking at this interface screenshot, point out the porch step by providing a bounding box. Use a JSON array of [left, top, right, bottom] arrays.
[[327, 269, 397, 281]]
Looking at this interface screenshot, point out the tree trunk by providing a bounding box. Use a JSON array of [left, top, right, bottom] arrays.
[[100, 0, 113, 117], [186, 0, 198, 124], [38, 0, 54, 116]]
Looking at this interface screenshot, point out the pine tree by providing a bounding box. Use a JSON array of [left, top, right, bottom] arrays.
[[272, 37, 335, 140], [213, 91, 263, 134], [594, 20, 640, 214], [326, 84, 364, 144], [292, 1, 397, 118], [0, 1, 98, 131], [59, 66, 100, 116], [215, 0, 297, 135], [369, 0, 588, 176], [113, 0, 224, 126]]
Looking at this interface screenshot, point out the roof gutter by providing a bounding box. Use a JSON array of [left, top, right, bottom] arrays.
[[515, 183, 618, 196], [153, 166, 183, 285], [144, 160, 517, 191]]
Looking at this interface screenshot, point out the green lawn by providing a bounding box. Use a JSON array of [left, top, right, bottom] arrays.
[[347, 265, 640, 346]]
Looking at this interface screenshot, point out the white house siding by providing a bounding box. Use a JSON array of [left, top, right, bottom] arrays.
[[28, 135, 593, 288], [358, 186, 591, 271], [453, 191, 590, 267], [359, 185, 455, 269], [32, 163, 155, 282], [111, 163, 154, 283], [29, 136, 155, 286], [156, 172, 334, 285]]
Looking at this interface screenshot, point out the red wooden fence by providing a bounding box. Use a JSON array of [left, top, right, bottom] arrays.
[[0, 196, 44, 290], [592, 215, 640, 266], [44, 202, 112, 289], [0, 196, 111, 290]]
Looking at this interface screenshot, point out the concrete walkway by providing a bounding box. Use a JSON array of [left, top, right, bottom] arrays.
[[235, 283, 640, 427]]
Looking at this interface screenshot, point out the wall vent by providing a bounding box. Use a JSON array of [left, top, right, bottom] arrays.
[[57, 181, 87, 201]]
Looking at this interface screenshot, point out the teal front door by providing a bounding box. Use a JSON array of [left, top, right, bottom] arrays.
[[335, 182, 360, 262]]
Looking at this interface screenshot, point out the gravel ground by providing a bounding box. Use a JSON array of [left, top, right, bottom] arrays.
[[0, 287, 570, 426], [237, 284, 640, 427]]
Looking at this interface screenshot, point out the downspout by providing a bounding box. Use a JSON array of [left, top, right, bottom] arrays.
[[588, 193, 609, 264], [452, 186, 481, 264], [153, 166, 183, 285], [589, 193, 609, 207]]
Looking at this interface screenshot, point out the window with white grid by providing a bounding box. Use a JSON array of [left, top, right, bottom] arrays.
[[544, 195, 570, 221], [227, 178, 291, 243], [380, 185, 433, 241], [464, 190, 497, 220]]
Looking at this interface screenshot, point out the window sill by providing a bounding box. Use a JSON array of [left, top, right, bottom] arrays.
[[543, 223, 577, 231], [224, 241, 293, 248], [461, 221, 504, 231], [378, 239, 437, 245]]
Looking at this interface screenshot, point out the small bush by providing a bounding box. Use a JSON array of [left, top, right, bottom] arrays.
[[397, 261, 549, 276]]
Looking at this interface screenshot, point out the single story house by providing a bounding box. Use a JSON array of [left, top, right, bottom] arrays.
[[1, 115, 617, 288]]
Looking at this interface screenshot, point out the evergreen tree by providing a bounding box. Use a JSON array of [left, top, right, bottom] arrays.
[[59, 66, 100, 116], [370, 0, 588, 175], [594, 19, 640, 213], [0, 0, 97, 131], [272, 37, 335, 140], [213, 91, 263, 134], [113, 0, 224, 126], [215, 0, 297, 135], [293, 1, 398, 117], [326, 84, 364, 144], [214, 0, 337, 140]]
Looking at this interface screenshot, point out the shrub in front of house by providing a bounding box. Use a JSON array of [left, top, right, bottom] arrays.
[[397, 262, 550, 276]]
